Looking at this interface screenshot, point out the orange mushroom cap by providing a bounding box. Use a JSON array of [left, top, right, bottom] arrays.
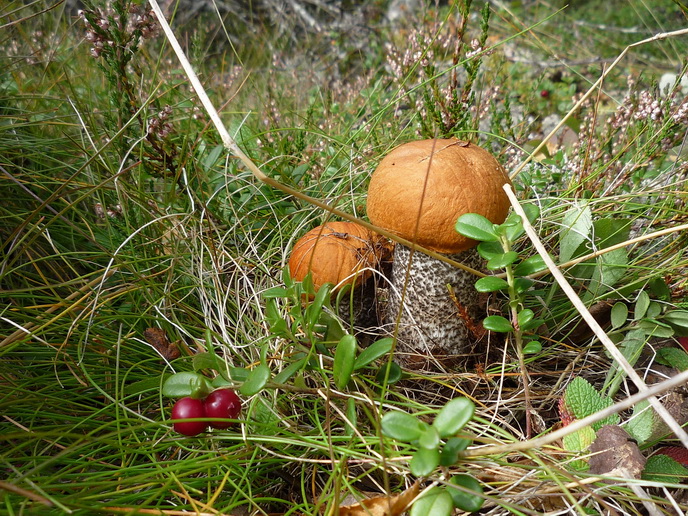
[[288, 221, 391, 292], [366, 139, 512, 254]]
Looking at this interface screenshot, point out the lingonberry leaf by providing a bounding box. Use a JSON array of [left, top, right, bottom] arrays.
[[455, 213, 499, 242], [433, 397, 475, 438], [475, 276, 509, 293], [448, 474, 484, 512]]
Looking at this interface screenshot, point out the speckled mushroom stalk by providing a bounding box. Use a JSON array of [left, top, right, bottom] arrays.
[[367, 139, 512, 367]]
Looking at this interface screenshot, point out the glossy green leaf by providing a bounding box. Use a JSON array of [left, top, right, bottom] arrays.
[[239, 364, 271, 396], [642, 454, 688, 484], [520, 317, 544, 332], [375, 361, 402, 385], [417, 425, 441, 450], [439, 437, 472, 466], [477, 241, 503, 260], [448, 474, 484, 512], [487, 251, 519, 270], [192, 352, 220, 372], [262, 286, 289, 299], [502, 212, 525, 241], [522, 203, 540, 224], [433, 397, 475, 438], [482, 315, 513, 333], [333, 334, 357, 390], [514, 277, 534, 293], [354, 337, 394, 370], [455, 213, 498, 242], [228, 367, 249, 382], [410, 447, 440, 477], [522, 340, 542, 354], [474, 276, 509, 293], [610, 302, 628, 329], [162, 372, 213, 399], [517, 309, 534, 328], [272, 358, 307, 384], [381, 411, 424, 442], [410, 488, 453, 516], [513, 255, 548, 276]]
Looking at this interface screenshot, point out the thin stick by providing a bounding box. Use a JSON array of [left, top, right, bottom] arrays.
[[145, 0, 485, 277], [463, 363, 688, 458], [509, 27, 688, 180], [503, 184, 688, 448]]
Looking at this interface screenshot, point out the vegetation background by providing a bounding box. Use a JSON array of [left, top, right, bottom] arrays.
[[2, 0, 688, 514]]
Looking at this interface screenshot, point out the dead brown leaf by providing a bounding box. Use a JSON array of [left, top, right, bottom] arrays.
[[143, 328, 180, 361], [336, 482, 420, 516], [588, 425, 646, 479]]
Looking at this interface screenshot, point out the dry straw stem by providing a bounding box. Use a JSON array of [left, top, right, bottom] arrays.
[[146, 0, 485, 277], [509, 25, 688, 181], [504, 185, 688, 448]]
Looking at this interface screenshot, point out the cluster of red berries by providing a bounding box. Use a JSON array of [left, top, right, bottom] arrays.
[[171, 388, 241, 436]]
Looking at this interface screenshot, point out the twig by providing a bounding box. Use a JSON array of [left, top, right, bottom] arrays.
[[145, 0, 486, 278], [509, 26, 688, 180], [463, 364, 688, 458], [0, 480, 53, 507], [503, 184, 688, 448]]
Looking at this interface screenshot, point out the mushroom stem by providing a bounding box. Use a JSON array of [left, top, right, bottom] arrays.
[[386, 244, 484, 367]]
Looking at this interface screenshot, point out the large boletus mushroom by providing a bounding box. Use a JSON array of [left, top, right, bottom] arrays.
[[288, 221, 391, 330], [367, 138, 512, 366]]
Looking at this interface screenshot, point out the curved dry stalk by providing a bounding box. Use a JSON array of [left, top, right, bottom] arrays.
[[509, 26, 688, 181], [463, 365, 688, 458], [503, 185, 688, 449], [145, 0, 485, 278]]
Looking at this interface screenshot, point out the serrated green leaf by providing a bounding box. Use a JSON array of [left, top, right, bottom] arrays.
[[433, 398, 475, 438], [239, 364, 270, 396], [475, 276, 509, 292], [448, 474, 484, 512], [381, 411, 424, 442], [562, 426, 596, 471], [482, 315, 513, 333], [610, 302, 628, 329], [439, 437, 472, 466], [410, 447, 440, 476], [486, 251, 519, 270], [410, 487, 453, 516], [655, 347, 688, 371], [353, 337, 393, 370], [333, 334, 356, 390], [625, 400, 655, 445], [564, 377, 620, 430], [642, 454, 688, 484], [455, 213, 499, 242]]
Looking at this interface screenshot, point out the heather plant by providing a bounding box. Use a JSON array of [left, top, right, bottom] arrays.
[[3, 0, 688, 514]]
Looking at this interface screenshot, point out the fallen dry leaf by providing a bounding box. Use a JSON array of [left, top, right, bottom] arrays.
[[336, 482, 419, 516], [143, 328, 180, 361], [589, 425, 646, 479]]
